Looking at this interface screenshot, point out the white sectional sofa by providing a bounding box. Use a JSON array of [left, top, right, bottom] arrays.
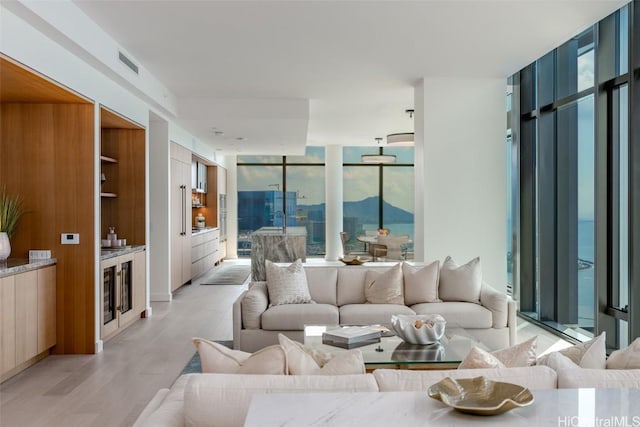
[[233, 264, 517, 352]]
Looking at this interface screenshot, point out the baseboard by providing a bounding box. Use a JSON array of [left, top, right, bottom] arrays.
[[151, 292, 172, 302]]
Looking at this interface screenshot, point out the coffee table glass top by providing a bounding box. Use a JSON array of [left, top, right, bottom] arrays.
[[304, 324, 488, 366]]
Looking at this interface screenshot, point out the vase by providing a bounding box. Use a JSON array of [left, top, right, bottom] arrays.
[[0, 232, 10, 264]]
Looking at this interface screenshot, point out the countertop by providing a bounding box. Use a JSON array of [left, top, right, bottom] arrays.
[[252, 226, 307, 235], [192, 227, 218, 236], [0, 258, 57, 278], [100, 245, 145, 261]]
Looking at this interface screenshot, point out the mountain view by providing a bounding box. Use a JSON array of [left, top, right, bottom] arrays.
[[298, 196, 413, 224]]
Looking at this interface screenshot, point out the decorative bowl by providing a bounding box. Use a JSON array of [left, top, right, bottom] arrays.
[[428, 376, 534, 415], [391, 342, 445, 362], [390, 314, 446, 345], [339, 256, 369, 265]]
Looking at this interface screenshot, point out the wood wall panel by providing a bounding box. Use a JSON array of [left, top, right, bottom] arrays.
[[0, 103, 95, 354]]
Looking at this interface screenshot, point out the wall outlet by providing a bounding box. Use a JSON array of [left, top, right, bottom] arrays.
[[61, 233, 80, 244], [29, 250, 51, 260]]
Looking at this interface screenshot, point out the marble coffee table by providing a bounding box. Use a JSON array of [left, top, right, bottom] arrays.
[[304, 324, 489, 370]]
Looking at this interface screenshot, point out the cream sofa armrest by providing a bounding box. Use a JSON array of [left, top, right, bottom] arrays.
[[232, 290, 248, 350], [132, 389, 171, 427], [480, 283, 509, 329]]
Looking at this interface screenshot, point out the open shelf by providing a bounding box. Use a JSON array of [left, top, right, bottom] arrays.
[[100, 155, 118, 164]]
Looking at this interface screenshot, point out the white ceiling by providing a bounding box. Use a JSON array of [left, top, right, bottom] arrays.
[[73, 0, 628, 155]]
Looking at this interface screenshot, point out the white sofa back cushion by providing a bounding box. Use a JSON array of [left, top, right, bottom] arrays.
[[183, 373, 379, 427], [337, 266, 392, 306], [557, 369, 640, 389], [438, 256, 482, 303], [373, 365, 558, 392], [304, 267, 338, 305]]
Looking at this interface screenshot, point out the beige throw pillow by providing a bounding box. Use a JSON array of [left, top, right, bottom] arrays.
[[438, 256, 482, 303], [606, 337, 640, 369], [458, 347, 506, 369], [193, 338, 287, 374], [278, 334, 365, 375], [265, 259, 314, 307], [537, 332, 606, 369], [458, 336, 538, 369], [403, 261, 440, 305], [364, 262, 404, 304]]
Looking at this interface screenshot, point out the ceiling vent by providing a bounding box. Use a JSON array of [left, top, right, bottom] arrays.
[[118, 51, 139, 75]]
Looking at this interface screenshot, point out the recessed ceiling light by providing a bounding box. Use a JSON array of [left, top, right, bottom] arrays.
[[236, 137, 246, 141], [214, 131, 224, 136]]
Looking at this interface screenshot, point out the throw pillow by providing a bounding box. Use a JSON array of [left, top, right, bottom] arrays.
[[606, 337, 640, 369], [458, 346, 506, 369], [538, 351, 580, 371], [537, 332, 606, 369], [438, 256, 482, 304], [403, 261, 440, 305], [364, 262, 404, 304], [265, 259, 314, 307], [193, 338, 287, 374], [492, 336, 538, 367], [458, 336, 538, 369], [278, 334, 365, 375]]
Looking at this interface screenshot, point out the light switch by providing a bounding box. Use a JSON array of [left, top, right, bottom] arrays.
[[61, 233, 80, 244]]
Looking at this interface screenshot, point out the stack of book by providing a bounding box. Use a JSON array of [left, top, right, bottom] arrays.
[[322, 326, 382, 349]]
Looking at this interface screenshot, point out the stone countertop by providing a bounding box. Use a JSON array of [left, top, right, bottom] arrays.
[[0, 258, 57, 278], [100, 245, 145, 261], [191, 227, 218, 236], [252, 226, 307, 235]]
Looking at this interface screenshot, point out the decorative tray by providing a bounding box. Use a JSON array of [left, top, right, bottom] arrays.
[[339, 256, 370, 265], [427, 376, 534, 415]]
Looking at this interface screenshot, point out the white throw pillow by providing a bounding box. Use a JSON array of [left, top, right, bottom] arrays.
[[278, 334, 365, 375], [537, 332, 606, 369], [607, 337, 640, 369], [265, 259, 314, 307], [458, 337, 538, 369], [438, 256, 482, 304], [364, 262, 404, 304], [403, 261, 440, 305], [193, 338, 287, 374], [538, 351, 580, 371], [458, 347, 506, 369]]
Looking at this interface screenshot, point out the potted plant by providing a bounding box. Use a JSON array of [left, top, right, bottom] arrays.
[[0, 186, 25, 263]]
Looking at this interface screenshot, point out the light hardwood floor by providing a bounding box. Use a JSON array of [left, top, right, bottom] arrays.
[[0, 260, 571, 427]]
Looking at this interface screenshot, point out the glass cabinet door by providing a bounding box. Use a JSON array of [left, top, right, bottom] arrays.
[[103, 265, 116, 325], [120, 260, 132, 314]]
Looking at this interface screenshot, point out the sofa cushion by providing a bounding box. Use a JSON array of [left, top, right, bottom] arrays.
[[337, 268, 369, 306], [403, 261, 440, 305], [606, 337, 640, 369], [458, 346, 506, 369], [183, 373, 379, 427], [373, 365, 557, 391], [193, 338, 287, 374], [411, 302, 492, 329], [261, 303, 339, 330], [458, 336, 538, 369], [538, 332, 606, 369], [265, 259, 314, 307], [304, 267, 338, 305], [557, 368, 640, 389], [278, 334, 365, 375], [242, 282, 268, 329], [339, 304, 415, 328], [438, 256, 482, 303], [364, 262, 404, 304]]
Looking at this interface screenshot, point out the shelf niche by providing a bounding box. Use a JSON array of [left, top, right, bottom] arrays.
[[100, 106, 146, 246]]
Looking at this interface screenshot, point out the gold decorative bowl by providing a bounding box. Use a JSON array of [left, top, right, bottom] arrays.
[[428, 376, 534, 415], [339, 256, 369, 265]]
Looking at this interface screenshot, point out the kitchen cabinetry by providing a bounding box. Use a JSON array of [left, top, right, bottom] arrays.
[[192, 161, 208, 193], [191, 228, 220, 279], [100, 250, 145, 340], [171, 143, 192, 291], [1, 264, 56, 382]]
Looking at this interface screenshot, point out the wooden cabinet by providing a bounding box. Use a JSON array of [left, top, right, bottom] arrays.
[[100, 251, 145, 341], [171, 143, 192, 291], [191, 229, 221, 279], [1, 265, 56, 381]]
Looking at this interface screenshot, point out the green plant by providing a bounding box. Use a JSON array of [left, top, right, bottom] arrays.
[[0, 186, 25, 238]]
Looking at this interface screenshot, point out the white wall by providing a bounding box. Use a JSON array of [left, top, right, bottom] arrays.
[[415, 78, 507, 290]]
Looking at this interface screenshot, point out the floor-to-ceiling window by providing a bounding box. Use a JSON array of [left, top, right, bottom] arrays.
[[342, 146, 414, 256], [511, 3, 640, 348], [237, 147, 326, 257]]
